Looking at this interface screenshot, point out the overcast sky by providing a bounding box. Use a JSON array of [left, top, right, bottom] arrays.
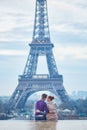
[[0, 0, 87, 96]]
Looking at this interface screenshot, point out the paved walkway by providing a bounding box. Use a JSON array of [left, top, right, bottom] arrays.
[[0, 120, 87, 130]]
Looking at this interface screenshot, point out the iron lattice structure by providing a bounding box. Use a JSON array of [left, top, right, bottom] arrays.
[[9, 0, 69, 109]]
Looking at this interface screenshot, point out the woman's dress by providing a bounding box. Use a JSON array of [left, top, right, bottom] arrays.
[[46, 102, 58, 121]]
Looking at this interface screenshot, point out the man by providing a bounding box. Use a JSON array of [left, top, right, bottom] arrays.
[[35, 93, 49, 120]]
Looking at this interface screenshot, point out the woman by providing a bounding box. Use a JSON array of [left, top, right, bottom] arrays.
[[46, 96, 58, 121]]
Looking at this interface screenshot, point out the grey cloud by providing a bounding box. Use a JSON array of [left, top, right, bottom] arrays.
[[61, 0, 87, 8], [0, 9, 34, 41], [0, 41, 29, 50], [51, 31, 87, 45], [0, 0, 35, 14], [71, 23, 87, 30]]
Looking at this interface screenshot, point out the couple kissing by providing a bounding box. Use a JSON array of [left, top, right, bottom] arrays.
[[35, 93, 58, 121]]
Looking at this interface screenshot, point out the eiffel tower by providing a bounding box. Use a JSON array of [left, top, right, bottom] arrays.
[[9, 0, 69, 109]]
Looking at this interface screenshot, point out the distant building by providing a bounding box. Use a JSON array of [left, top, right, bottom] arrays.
[[0, 96, 10, 103], [77, 91, 87, 99], [70, 91, 77, 100], [70, 91, 87, 100]]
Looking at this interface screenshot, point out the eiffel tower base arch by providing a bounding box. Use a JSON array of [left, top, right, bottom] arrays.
[[9, 75, 69, 110]]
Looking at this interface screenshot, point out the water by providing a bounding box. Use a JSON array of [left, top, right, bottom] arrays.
[[0, 120, 87, 130]]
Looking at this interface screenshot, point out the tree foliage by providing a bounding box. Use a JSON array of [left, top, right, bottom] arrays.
[[0, 99, 9, 113], [75, 99, 87, 116], [59, 98, 87, 116]]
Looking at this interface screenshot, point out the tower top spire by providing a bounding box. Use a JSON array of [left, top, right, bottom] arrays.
[[32, 0, 50, 44]]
